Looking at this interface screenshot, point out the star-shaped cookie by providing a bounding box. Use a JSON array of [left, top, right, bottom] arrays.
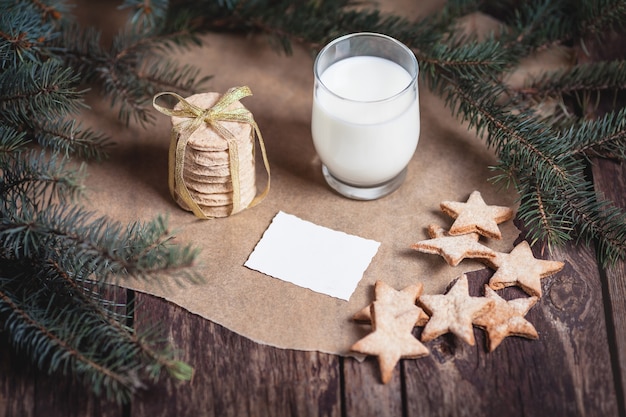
[[351, 301, 429, 384], [440, 190, 514, 239], [488, 241, 565, 297], [353, 280, 429, 326], [418, 274, 494, 345], [411, 224, 496, 266], [473, 286, 539, 351]]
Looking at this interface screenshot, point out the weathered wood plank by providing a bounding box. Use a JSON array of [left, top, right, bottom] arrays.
[[0, 334, 35, 417], [342, 355, 403, 417], [131, 292, 342, 417], [0, 285, 126, 417], [592, 157, 626, 416], [31, 373, 121, 417], [342, 238, 618, 417], [27, 285, 126, 417]]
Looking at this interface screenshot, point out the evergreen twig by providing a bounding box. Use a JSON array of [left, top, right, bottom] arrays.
[[1, 0, 626, 404]]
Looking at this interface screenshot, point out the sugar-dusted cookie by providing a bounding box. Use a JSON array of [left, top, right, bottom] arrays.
[[411, 224, 496, 266], [474, 285, 539, 352], [351, 301, 429, 384], [488, 241, 565, 297], [353, 280, 429, 326], [440, 190, 514, 239], [418, 274, 494, 346]]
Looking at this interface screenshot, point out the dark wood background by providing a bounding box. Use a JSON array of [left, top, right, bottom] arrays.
[[1, 158, 624, 416], [1, 1, 626, 416]]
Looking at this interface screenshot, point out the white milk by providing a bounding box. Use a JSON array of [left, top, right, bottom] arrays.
[[312, 56, 420, 186]]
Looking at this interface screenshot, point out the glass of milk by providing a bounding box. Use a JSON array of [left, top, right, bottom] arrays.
[[312, 32, 420, 200]]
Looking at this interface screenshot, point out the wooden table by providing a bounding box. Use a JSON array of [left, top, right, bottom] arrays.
[[1, 0, 626, 412], [0, 157, 624, 417]]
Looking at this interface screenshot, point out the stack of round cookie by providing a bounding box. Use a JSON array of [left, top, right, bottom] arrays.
[[171, 92, 256, 218]]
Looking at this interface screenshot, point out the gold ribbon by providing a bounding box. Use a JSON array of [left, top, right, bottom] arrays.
[[152, 86, 271, 219]]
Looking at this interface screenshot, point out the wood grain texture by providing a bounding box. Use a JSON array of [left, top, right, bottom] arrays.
[[342, 355, 404, 417], [0, 335, 35, 417], [0, 287, 126, 417], [396, 245, 619, 417], [131, 292, 342, 417], [592, 157, 626, 416]]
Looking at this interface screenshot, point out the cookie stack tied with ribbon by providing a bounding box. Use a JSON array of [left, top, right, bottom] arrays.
[[153, 86, 270, 218]]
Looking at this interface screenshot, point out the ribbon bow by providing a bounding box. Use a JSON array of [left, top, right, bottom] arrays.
[[153, 86, 270, 219]]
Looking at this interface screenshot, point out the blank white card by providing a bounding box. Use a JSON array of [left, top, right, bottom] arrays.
[[244, 211, 381, 301]]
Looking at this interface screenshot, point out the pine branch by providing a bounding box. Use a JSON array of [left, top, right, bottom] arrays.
[[138, 58, 212, 95], [0, 60, 86, 121], [560, 107, 626, 160], [499, 0, 576, 52], [0, 125, 30, 154], [44, 258, 193, 383], [577, 0, 626, 39], [0, 199, 200, 402], [31, 119, 113, 161], [424, 62, 626, 265], [0, 151, 85, 209], [0, 203, 199, 282], [2, 0, 625, 404], [119, 0, 170, 31], [417, 35, 516, 82], [514, 180, 574, 250], [526, 61, 626, 98], [0, 287, 145, 404], [0, 6, 57, 65], [512, 61, 626, 120]]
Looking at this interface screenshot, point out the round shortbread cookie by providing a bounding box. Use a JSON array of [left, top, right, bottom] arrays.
[[186, 149, 230, 166], [184, 139, 254, 167], [174, 181, 256, 217], [169, 91, 260, 217], [185, 179, 233, 194], [171, 92, 253, 152], [183, 171, 231, 184], [190, 179, 256, 206], [184, 162, 255, 194], [174, 196, 234, 218], [183, 151, 255, 178]]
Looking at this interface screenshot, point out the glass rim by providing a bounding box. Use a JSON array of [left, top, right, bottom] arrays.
[[314, 32, 419, 105]]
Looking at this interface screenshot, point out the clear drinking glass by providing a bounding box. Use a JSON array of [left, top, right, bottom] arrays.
[[311, 32, 420, 200]]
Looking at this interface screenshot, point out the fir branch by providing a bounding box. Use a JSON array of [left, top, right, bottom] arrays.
[[0, 203, 200, 284], [514, 180, 574, 250], [517, 61, 626, 106], [52, 14, 205, 127], [30, 118, 113, 161], [26, 0, 65, 22], [0, 6, 57, 66], [501, 0, 575, 51], [427, 64, 626, 264], [45, 258, 130, 324], [44, 258, 193, 383], [565, 187, 626, 266], [0, 151, 85, 208], [0, 286, 146, 403], [560, 107, 626, 160], [0, 60, 86, 121], [52, 23, 105, 85], [119, 0, 170, 31], [137, 57, 211, 99], [0, 125, 30, 154], [90, 25, 204, 125], [417, 35, 515, 81], [438, 0, 484, 24], [433, 74, 573, 188], [576, 0, 626, 39]]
